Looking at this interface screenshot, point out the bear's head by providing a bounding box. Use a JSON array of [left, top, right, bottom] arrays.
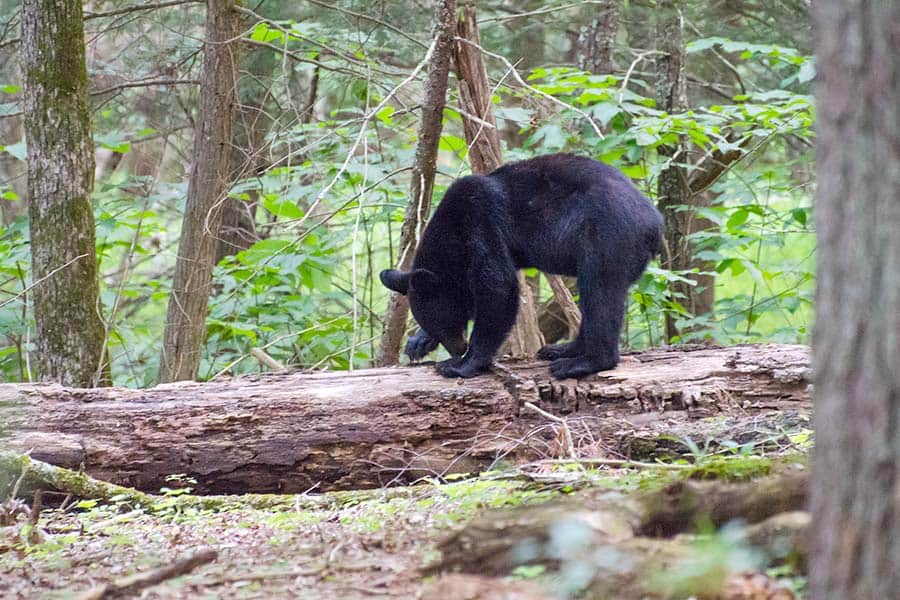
[[380, 268, 468, 357]]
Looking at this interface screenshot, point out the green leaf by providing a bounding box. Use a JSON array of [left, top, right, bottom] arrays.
[[1, 140, 26, 161], [261, 195, 304, 219], [250, 23, 284, 43], [591, 102, 621, 126], [726, 208, 750, 229], [798, 58, 816, 84]]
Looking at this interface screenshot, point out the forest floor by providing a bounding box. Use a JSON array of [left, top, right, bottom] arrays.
[[1, 403, 811, 600]]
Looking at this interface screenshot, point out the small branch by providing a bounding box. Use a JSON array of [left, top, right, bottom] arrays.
[[250, 347, 285, 371], [0, 254, 90, 310], [76, 548, 218, 600], [91, 78, 200, 96], [303, 0, 428, 49], [84, 0, 202, 21], [454, 37, 605, 140], [522, 402, 576, 459], [528, 458, 693, 471]]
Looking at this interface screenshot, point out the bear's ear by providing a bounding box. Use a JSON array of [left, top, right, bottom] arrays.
[[380, 269, 410, 294], [409, 268, 440, 295]]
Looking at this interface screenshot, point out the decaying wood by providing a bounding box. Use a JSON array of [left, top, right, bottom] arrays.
[[0, 344, 809, 495], [430, 471, 809, 599]]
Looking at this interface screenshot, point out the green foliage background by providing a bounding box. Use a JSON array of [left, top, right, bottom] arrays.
[[0, 1, 815, 386]]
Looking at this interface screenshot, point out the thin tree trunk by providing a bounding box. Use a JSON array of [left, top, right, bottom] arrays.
[[453, 4, 544, 358], [655, 0, 712, 343], [159, 0, 240, 382], [378, 0, 456, 366], [21, 0, 109, 386], [809, 2, 900, 598]]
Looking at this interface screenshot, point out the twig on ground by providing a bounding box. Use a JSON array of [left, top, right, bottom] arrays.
[[75, 548, 218, 600], [522, 402, 577, 460]]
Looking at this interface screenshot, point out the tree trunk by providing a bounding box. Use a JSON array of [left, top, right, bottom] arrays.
[[809, 2, 900, 598], [158, 0, 240, 382], [575, 0, 620, 75], [452, 4, 544, 358], [21, 0, 109, 387], [0, 344, 809, 494], [378, 0, 456, 366], [654, 0, 714, 342]]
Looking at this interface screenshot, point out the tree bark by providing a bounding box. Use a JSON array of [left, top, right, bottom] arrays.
[[452, 4, 544, 358], [575, 0, 620, 75], [809, 2, 900, 599], [654, 1, 714, 342], [377, 0, 456, 366], [0, 344, 809, 495], [21, 0, 109, 387], [158, 0, 241, 382]]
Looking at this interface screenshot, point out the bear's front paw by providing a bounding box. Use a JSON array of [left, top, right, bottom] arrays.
[[436, 358, 487, 378], [405, 331, 439, 361], [549, 355, 617, 379]]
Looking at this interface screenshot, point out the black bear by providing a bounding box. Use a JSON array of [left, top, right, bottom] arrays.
[[380, 153, 662, 379]]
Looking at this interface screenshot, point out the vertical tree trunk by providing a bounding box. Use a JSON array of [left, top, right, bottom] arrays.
[[654, 0, 713, 342], [809, 2, 900, 598], [377, 0, 456, 366], [158, 0, 240, 382], [452, 4, 544, 358], [21, 0, 109, 386], [575, 0, 620, 75]]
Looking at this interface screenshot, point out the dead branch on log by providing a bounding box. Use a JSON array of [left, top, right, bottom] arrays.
[[76, 548, 218, 600]]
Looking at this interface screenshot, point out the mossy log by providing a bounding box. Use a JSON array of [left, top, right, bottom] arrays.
[[0, 344, 809, 494], [429, 470, 809, 599]]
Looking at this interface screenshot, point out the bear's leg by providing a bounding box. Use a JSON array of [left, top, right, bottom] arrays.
[[549, 275, 627, 379], [436, 271, 519, 378]]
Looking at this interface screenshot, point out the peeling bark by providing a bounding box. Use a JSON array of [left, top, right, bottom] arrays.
[[0, 344, 809, 495], [21, 0, 109, 386]]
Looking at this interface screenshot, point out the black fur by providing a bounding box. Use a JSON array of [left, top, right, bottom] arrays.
[[381, 153, 662, 379]]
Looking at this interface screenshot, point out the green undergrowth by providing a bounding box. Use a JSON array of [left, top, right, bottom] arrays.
[[2, 454, 808, 597]]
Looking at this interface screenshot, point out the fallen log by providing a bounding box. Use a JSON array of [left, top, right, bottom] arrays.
[[429, 469, 809, 599], [0, 344, 809, 494]]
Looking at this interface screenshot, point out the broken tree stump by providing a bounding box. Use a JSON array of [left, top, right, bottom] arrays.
[[0, 344, 810, 494]]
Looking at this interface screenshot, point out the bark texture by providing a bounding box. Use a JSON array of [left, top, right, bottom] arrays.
[[378, 0, 456, 366], [810, 2, 900, 598], [159, 0, 240, 382], [575, 0, 620, 74], [452, 4, 544, 358], [21, 0, 108, 386], [0, 344, 809, 495], [654, 1, 714, 342]]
